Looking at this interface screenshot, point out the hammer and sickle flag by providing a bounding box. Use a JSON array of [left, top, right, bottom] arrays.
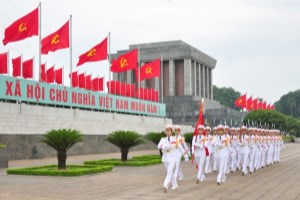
[[41, 21, 69, 54], [77, 37, 108, 67], [110, 49, 138, 73], [234, 93, 247, 109], [3, 7, 38, 46], [136, 58, 160, 81]]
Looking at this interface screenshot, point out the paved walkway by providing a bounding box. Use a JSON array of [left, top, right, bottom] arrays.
[[0, 144, 300, 200]]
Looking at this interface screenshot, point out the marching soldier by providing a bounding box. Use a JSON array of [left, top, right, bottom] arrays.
[[192, 125, 208, 183], [157, 125, 189, 193], [173, 125, 190, 181], [205, 126, 213, 174]]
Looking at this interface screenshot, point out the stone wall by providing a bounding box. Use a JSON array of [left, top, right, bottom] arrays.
[[0, 102, 194, 160]]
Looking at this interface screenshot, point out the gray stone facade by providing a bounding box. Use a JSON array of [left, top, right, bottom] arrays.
[[112, 40, 217, 100]]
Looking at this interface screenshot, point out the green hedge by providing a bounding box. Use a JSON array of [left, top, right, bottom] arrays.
[[84, 154, 162, 167], [7, 165, 113, 177]]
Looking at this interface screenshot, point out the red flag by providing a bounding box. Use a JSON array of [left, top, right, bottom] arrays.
[[22, 58, 33, 79], [107, 81, 116, 94], [115, 81, 121, 95], [98, 77, 104, 91], [126, 84, 134, 97], [3, 7, 38, 46], [77, 37, 107, 67], [40, 63, 46, 81], [46, 66, 54, 83], [252, 98, 258, 110], [71, 71, 78, 87], [270, 104, 275, 110], [42, 21, 69, 54], [267, 103, 271, 110], [137, 59, 161, 81], [111, 49, 138, 73], [258, 100, 263, 110], [0, 52, 8, 74], [85, 75, 92, 90], [246, 97, 253, 111], [235, 94, 247, 108], [194, 99, 205, 136], [263, 101, 267, 110], [55, 68, 63, 84], [92, 78, 99, 91], [12, 56, 22, 77], [78, 73, 85, 88]]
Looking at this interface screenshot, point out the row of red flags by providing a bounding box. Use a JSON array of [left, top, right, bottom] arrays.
[[235, 94, 275, 111], [107, 81, 159, 102], [70, 72, 104, 92], [1, 6, 161, 83]]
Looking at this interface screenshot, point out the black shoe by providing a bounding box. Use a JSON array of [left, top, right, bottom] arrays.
[[217, 182, 221, 185], [242, 172, 245, 176]]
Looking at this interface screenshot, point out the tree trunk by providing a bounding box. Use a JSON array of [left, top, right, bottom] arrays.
[[121, 148, 129, 161], [57, 150, 67, 170]]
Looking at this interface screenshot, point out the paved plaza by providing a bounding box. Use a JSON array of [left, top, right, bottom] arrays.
[[0, 143, 300, 200]]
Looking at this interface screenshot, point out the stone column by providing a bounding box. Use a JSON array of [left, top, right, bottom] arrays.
[[198, 63, 201, 97], [202, 65, 206, 98], [169, 60, 175, 96], [127, 70, 132, 84], [206, 67, 210, 99], [194, 61, 197, 95], [184, 59, 192, 95], [140, 62, 145, 87], [210, 69, 213, 100]]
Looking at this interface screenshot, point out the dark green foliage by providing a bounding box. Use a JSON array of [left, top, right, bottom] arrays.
[[213, 85, 241, 110], [145, 131, 165, 157], [106, 130, 145, 161], [275, 90, 300, 118], [244, 110, 300, 136], [40, 129, 83, 170], [184, 133, 193, 146], [7, 165, 113, 176]]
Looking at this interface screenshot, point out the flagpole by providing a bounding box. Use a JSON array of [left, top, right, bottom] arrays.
[[108, 32, 111, 94], [21, 55, 23, 78], [138, 48, 140, 100], [161, 56, 163, 103], [7, 50, 10, 76], [38, 2, 42, 82], [69, 15, 73, 87], [33, 57, 35, 80]]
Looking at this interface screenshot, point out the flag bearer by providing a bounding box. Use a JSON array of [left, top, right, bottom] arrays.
[[192, 125, 208, 183]]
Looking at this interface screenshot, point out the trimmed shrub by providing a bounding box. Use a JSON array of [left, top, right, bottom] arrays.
[[7, 165, 113, 177]]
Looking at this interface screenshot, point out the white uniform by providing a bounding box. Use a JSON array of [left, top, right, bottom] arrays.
[[173, 135, 189, 180], [192, 134, 208, 182], [205, 134, 213, 174], [158, 136, 188, 190], [212, 135, 220, 172], [217, 134, 229, 184], [241, 134, 250, 175], [230, 135, 238, 172]]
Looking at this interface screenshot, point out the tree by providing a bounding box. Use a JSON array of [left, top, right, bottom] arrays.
[[41, 129, 83, 170], [106, 130, 145, 161], [145, 131, 165, 157], [275, 90, 300, 118], [213, 85, 241, 110]]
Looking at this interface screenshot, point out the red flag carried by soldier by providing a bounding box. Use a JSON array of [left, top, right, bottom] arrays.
[[41, 21, 69, 54], [137, 59, 160, 81], [111, 49, 137, 73], [3, 7, 38, 45], [77, 37, 107, 67]]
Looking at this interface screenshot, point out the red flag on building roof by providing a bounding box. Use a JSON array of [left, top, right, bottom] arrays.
[[42, 21, 69, 54], [3, 7, 38, 45], [78, 73, 85, 89], [46, 66, 55, 83], [40, 63, 46, 82], [0, 52, 8, 74], [252, 98, 258, 110], [71, 71, 78, 87], [22, 58, 33, 79], [246, 97, 253, 111], [12, 56, 22, 77], [77, 37, 107, 67], [111, 49, 137, 73], [55, 68, 63, 84]]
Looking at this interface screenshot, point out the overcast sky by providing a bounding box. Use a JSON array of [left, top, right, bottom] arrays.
[[0, 0, 299, 103]]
